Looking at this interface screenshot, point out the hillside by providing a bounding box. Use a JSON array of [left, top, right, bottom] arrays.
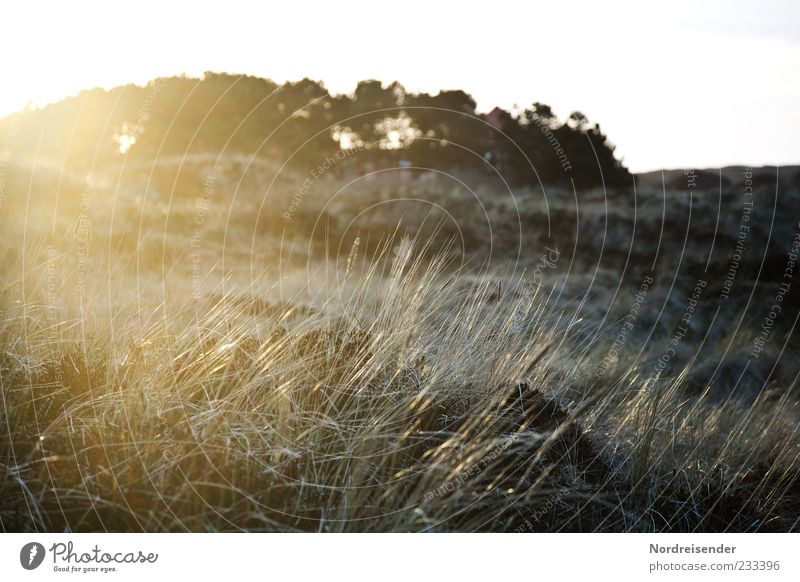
[[1, 77, 800, 533]]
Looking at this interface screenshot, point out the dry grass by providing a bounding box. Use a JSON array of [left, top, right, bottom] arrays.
[[1, 229, 798, 532], [1, 158, 799, 532]]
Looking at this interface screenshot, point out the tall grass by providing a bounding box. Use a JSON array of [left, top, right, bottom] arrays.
[[1, 230, 798, 532], [0, 154, 798, 532]]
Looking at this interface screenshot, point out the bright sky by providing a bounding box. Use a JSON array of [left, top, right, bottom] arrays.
[[3, 0, 799, 171]]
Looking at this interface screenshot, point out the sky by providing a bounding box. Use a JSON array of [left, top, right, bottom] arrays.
[[2, 0, 799, 172]]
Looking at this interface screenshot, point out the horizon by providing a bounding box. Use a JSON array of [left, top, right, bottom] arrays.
[[2, 0, 799, 173], [3, 72, 799, 177]]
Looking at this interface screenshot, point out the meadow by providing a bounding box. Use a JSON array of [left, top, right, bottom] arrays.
[[1, 152, 798, 532]]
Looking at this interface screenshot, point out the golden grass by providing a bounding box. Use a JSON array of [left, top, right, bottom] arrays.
[[0, 228, 798, 532]]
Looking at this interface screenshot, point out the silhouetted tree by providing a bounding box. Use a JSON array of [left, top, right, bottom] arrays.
[[0, 74, 629, 188]]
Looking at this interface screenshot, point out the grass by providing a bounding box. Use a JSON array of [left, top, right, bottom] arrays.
[[0, 156, 799, 532], [1, 227, 798, 532]]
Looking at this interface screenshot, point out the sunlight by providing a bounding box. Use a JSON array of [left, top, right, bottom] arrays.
[[115, 133, 136, 154], [1, 0, 799, 170], [113, 122, 142, 154]]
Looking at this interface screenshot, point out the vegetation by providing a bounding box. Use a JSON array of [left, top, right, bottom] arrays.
[[1, 230, 798, 532], [1, 79, 799, 532], [0, 73, 629, 188]]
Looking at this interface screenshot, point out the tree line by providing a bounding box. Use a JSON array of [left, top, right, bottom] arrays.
[[0, 73, 629, 188]]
